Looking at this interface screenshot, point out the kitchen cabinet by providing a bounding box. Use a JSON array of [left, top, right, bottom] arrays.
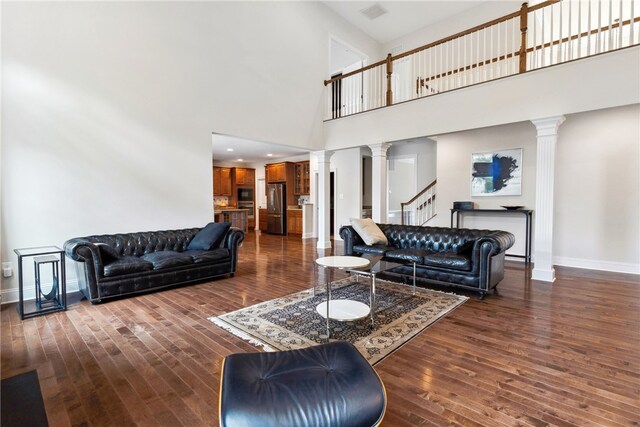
[[287, 209, 302, 234], [266, 163, 288, 183], [213, 167, 232, 196], [234, 168, 255, 186], [294, 161, 310, 195], [258, 208, 268, 232]]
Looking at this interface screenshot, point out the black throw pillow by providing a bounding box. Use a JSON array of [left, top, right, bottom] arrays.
[[188, 222, 231, 251]]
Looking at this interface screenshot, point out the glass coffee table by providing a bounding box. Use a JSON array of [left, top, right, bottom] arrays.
[[314, 254, 417, 338], [314, 256, 371, 338], [347, 254, 416, 324]]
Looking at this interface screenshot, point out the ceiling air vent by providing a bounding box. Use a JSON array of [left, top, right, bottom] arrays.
[[360, 3, 388, 21]]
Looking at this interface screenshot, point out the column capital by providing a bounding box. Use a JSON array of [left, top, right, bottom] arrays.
[[368, 143, 392, 157], [531, 115, 566, 137], [312, 150, 334, 163]]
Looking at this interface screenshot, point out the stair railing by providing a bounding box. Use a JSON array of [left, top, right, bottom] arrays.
[[401, 180, 437, 226], [324, 0, 640, 120]]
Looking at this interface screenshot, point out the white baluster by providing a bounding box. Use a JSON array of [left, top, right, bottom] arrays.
[[559, 1, 563, 64], [578, 0, 583, 58], [597, 0, 602, 53], [630, 0, 635, 46], [568, 0, 573, 60], [608, 0, 614, 50], [618, 0, 623, 49]]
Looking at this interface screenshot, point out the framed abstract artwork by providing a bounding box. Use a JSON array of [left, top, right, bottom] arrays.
[[471, 148, 522, 196]]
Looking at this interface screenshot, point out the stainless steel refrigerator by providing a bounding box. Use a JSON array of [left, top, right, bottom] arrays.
[[267, 183, 286, 235]]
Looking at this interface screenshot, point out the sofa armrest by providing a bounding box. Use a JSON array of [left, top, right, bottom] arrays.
[[63, 238, 104, 300], [470, 231, 514, 291], [473, 230, 516, 257], [223, 227, 245, 273], [64, 239, 106, 273], [339, 226, 364, 256]]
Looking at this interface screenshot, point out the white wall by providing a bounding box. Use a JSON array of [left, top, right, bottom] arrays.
[[431, 122, 537, 258], [330, 148, 363, 239], [0, 2, 379, 299], [388, 138, 437, 190], [382, 1, 521, 54], [428, 106, 639, 272], [554, 105, 640, 272]]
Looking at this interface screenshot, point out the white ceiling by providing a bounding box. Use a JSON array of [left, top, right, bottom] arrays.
[[212, 134, 309, 164], [324, 1, 487, 44]]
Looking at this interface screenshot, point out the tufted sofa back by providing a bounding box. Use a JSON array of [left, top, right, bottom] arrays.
[[69, 228, 201, 258], [378, 224, 492, 253]]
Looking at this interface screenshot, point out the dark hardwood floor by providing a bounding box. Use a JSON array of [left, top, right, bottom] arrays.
[[2, 231, 639, 426]]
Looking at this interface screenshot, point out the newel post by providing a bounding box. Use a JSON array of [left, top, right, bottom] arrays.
[[519, 2, 529, 73], [385, 53, 393, 106]]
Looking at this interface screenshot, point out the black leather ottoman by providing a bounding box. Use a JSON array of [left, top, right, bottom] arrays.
[[219, 341, 386, 427]]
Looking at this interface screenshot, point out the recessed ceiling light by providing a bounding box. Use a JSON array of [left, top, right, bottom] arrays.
[[237, 158, 244, 162], [267, 153, 273, 157], [226, 148, 234, 152]]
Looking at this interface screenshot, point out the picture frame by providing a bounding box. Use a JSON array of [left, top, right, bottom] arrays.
[[471, 148, 522, 197]]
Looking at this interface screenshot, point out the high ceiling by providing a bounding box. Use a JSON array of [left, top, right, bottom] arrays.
[[212, 134, 309, 165], [323, 1, 488, 44], [214, 2, 496, 161]]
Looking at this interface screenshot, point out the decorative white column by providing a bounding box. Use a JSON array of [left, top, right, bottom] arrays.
[[314, 150, 334, 249], [369, 143, 392, 223], [531, 115, 565, 282]]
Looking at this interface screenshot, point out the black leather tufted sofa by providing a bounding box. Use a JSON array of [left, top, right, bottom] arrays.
[[64, 227, 244, 303], [340, 223, 515, 298]]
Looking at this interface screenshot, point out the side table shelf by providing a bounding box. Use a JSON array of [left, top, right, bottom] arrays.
[[14, 246, 67, 320]]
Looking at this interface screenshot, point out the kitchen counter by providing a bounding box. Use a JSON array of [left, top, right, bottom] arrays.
[[214, 208, 248, 232], [214, 208, 249, 213]]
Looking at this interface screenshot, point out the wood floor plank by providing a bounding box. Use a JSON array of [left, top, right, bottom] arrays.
[[1, 231, 639, 426]]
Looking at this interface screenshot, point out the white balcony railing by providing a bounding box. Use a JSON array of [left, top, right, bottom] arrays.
[[325, 0, 640, 120]]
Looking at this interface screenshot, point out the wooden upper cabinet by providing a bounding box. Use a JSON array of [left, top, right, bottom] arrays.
[[213, 166, 232, 196], [234, 168, 255, 186], [213, 167, 221, 196], [266, 163, 288, 183], [294, 161, 310, 195], [302, 162, 310, 195], [220, 168, 232, 195]]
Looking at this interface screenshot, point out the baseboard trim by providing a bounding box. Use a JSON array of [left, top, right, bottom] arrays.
[[0, 280, 80, 305], [531, 268, 556, 282], [553, 256, 640, 275]]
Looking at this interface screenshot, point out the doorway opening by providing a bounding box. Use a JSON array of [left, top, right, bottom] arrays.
[[330, 172, 335, 237]]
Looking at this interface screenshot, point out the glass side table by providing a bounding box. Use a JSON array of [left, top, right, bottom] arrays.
[[14, 246, 67, 320]]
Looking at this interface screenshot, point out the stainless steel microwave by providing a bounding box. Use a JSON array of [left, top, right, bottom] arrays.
[[237, 188, 254, 202]]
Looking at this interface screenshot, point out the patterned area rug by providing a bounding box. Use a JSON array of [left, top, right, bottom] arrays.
[[209, 278, 468, 365]]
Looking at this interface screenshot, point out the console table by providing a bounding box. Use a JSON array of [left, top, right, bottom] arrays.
[[450, 208, 533, 264]]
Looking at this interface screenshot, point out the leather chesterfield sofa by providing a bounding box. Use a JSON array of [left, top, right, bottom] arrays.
[[340, 223, 515, 298], [64, 226, 244, 303]]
